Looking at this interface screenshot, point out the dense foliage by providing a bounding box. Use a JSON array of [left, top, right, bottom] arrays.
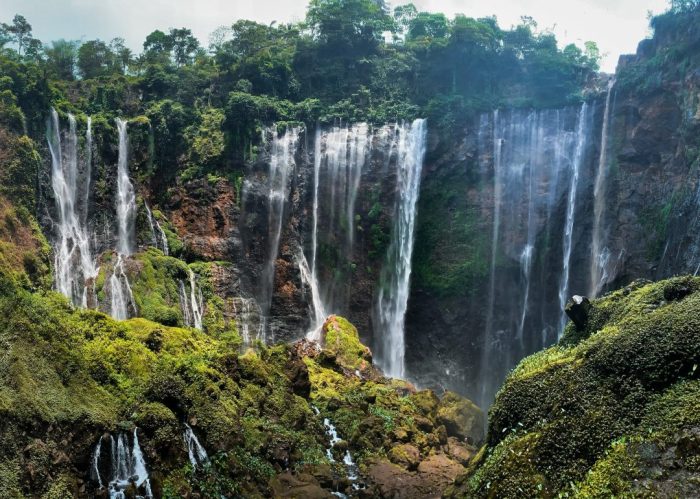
[[0, 1, 601, 179]]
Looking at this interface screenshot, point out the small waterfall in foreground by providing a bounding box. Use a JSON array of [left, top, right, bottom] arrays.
[[184, 424, 209, 468], [144, 202, 169, 255], [558, 103, 591, 337], [261, 126, 300, 342], [589, 79, 616, 297], [47, 109, 97, 306], [313, 407, 359, 496], [477, 104, 593, 408], [304, 123, 370, 341], [179, 270, 204, 329], [91, 429, 153, 498], [375, 119, 427, 379]]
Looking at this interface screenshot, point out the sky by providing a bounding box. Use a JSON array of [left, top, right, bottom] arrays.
[[0, 0, 671, 73]]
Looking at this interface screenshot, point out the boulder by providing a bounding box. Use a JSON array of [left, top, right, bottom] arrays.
[[565, 295, 592, 330], [436, 392, 485, 444], [269, 472, 333, 498], [388, 443, 421, 470]]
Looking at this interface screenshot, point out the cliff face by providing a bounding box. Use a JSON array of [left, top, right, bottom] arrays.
[[404, 10, 700, 406]]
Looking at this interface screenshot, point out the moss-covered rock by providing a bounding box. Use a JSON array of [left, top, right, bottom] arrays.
[[436, 391, 485, 444], [446, 276, 700, 498]]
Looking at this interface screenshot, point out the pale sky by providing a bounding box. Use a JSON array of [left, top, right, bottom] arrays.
[[0, 0, 671, 73]]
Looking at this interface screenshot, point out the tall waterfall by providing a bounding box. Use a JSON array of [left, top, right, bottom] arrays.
[[558, 103, 591, 337], [375, 119, 427, 379], [304, 123, 370, 340], [476, 105, 593, 408], [589, 79, 616, 297], [116, 118, 136, 256], [261, 126, 300, 341], [47, 109, 97, 306], [108, 119, 137, 321]]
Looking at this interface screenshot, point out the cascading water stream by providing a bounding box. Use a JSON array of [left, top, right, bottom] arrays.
[[558, 102, 591, 337], [144, 202, 169, 255], [47, 109, 97, 307], [115, 119, 136, 256], [476, 105, 592, 408], [178, 270, 203, 329], [261, 126, 300, 341], [589, 79, 616, 297], [108, 119, 137, 320], [92, 429, 153, 499], [184, 424, 209, 468], [375, 119, 427, 379], [304, 123, 370, 340]]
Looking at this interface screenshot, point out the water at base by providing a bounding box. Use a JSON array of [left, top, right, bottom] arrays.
[[92, 429, 153, 499]]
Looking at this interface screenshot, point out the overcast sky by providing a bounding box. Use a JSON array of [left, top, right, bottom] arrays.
[[0, 0, 671, 73]]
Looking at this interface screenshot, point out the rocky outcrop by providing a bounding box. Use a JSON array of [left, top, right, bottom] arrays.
[[446, 276, 700, 498]]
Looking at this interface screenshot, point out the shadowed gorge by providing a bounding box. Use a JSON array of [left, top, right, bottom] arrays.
[[0, 0, 700, 497]]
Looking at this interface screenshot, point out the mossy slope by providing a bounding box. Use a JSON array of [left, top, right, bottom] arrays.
[[447, 276, 700, 498]]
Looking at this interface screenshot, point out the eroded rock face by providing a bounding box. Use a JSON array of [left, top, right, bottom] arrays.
[[167, 178, 240, 261]]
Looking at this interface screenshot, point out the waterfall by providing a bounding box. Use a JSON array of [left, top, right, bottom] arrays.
[[116, 118, 136, 256], [84, 117, 92, 226], [481, 111, 503, 407], [109, 253, 136, 320], [303, 123, 370, 340], [476, 105, 592, 408], [233, 297, 264, 345], [92, 435, 103, 489], [144, 203, 169, 255], [47, 109, 97, 306], [189, 269, 203, 330], [178, 270, 203, 329], [375, 119, 427, 379], [558, 102, 591, 337], [261, 126, 300, 341], [91, 429, 153, 498], [299, 249, 328, 341], [184, 424, 209, 468], [178, 280, 192, 326], [313, 407, 359, 494], [589, 79, 616, 297]]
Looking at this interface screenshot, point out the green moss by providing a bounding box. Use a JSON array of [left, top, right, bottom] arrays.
[[452, 276, 700, 498], [322, 315, 371, 371]]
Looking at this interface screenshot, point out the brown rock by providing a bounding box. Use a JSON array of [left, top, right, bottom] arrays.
[[388, 443, 421, 470], [269, 472, 333, 498]]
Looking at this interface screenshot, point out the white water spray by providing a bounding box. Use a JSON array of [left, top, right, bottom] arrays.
[[375, 119, 427, 379]]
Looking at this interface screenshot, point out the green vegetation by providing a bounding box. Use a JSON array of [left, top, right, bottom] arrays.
[[0, 1, 601, 181], [446, 276, 700, 498]]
